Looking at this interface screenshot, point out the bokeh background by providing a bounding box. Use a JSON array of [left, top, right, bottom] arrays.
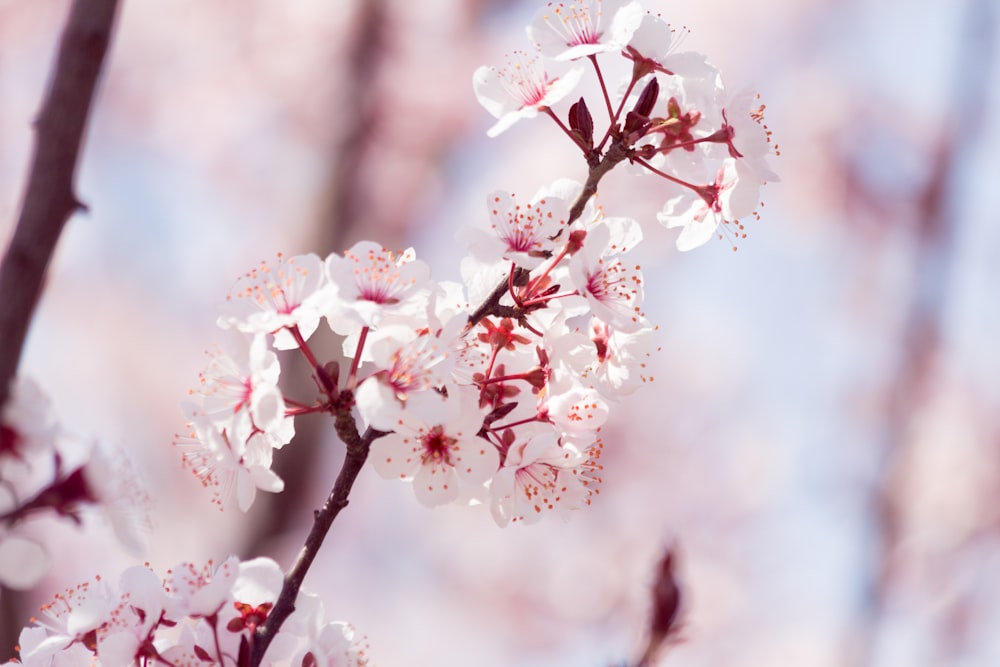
[[2, 0, 999, 665]]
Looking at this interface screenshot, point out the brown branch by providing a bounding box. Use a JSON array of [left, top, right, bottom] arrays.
[[250, 407, 385, 666], [0, 0, 121, 410]]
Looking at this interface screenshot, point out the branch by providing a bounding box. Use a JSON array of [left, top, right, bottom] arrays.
[[0, 0, 120, 409], [250, 410, 386, 665]]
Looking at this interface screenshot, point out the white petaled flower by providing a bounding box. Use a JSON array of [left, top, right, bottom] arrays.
[[16, 573, 118, 663], [529, 0, 644, 61], [568, 221, 646, 332], [165, 556, 240, 618], [79, 444, 153, 555], [217, 252, 326, 350], [464, 182, 573, 270], [370, 387, 499, 507], [716, 86, 780, 183], [175, 405, 285, 512], [191, 331, 290, 447], [474, 50, 584, 138], [323, 241, 431, 336], [0, 375, 57, 468], [583, 317, 656, 398], [540, 376, 609, 438], [355, 325, 458, 431], [657, 157, 759, 251], [624, 11, 717, 80], [96, 566, 172, 665], [489, 429, 601, 526], [271, 593, 370, 667]]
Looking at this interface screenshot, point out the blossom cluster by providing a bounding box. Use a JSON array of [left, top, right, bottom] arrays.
[[13, 556, 368, 666], [175, 0, 776, 529], [0, 376, 146, 591], [475, 0, 778, 251]]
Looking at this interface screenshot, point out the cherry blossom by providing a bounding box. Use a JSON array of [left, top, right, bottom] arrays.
[[323, 241, 431, 336], [175, 405, 285, 511], [165, 556, 240, 618], [657, 157, 761, 251], [462, 181, 574, 270], [191, 330, 290, 447], [354, 324, 459, 431], [0, 376, 57, 468], [272, 593, 370, 667], [474, 49, 584, 137], [217, 252, 326, 350], [489, 428, 602, 525], [95, 566, 172, 665], [712, 86, 780, 183], [528, 0, 644, 61], [16, 573, 118, 664], [623, 11, 717, 80], [567, 221, 647, 332], [370, 387, 499, 507]]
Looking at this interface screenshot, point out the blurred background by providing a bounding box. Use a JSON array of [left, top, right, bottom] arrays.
[[1, 0, 999, 665]]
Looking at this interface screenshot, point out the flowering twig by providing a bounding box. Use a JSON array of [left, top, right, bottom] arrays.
[[466, 138, 629, 330], [250, 414, 386, 665], [0, 0, 120, 410]]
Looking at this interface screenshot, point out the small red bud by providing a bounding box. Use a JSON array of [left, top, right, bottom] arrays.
[[566, 229, 587, 254]]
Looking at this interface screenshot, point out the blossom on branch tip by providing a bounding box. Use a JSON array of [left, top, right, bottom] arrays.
[[713, 87, 780, 183], [657, 157, 758, 251], [217, 252, 325, 350], [474, 50, 584, 137], [624, 12, 716, 81], [528, 0, 644, 61]]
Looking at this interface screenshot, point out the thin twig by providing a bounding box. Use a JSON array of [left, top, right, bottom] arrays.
[[250, 413, 385, 665]]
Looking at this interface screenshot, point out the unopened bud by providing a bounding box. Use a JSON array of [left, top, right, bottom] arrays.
[[568, 97, 595, 149], [567, 229, 587, 254], [633, 77, 660, 118]]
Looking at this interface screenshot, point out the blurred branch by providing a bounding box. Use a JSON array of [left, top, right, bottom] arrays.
[[0, 0, 119, 658], [0, 0, 120, 409], [856, 0, 995, 663]]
